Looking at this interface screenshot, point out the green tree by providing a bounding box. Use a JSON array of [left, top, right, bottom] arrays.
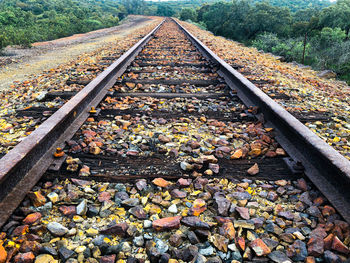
[[180, 7, 197, 21]]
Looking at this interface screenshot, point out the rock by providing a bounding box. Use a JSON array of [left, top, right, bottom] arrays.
[[250, 239, 271, 256], [267, 191, 278, 201], [168, 204, 178, 213], [317, 70, 336, 79], [210, 234, 228, 252], [0, 244, 7, 263], [159, 254, 171, 263], [169, 234, 183, 247], [178, 245, 198, 262], [247, 163, 259, 175], [120, 242, 131, 253], [188, 231, 200, 244], [306, 206, 321, 217], [144, 220, 152, 228], [152, 216, 182, 231], [86, 228, 99, 237], [47, 192, 59, 203], [34, 254, 55, 263], [268, 251, 291, 263], [324, 250, 342, 263], [98, 192, 111, 202], [181, 216, 210, 229], [219, 222, 235, 241], [199, 245, 214, 256], [296, 178, 308, 191], [307, 236, 324, 256], [147, 247, 160, 263], [14, 252, 35, 263], [235, 207, 250, 220], [99, 255, 116, 263], [136, 179, 147, 191], [234, 220, 255, 230], [156, 239, 169, 253], [100, 222, 129, 236], [121, 198, 139, 207], [47, 222, 68, 236], [331, 236, 350, 255], [129, 206, 147, 219], [133, 236, 144, 247], [189, 199, 207, 216], [76, 200, 88, 216], [23, 213, 41, 225], [28, 192, 46, 207], [58, 247, 75, 262], [287, 240, 308, 261], [265, 223, 283, 235], [170, 189, 187, 199], [152, 178, 170, 188], [180, 162, 194, 171], [177, 178, 192, 188], [195, 253, 207, 263], [299, 192, 312, 206], [59, 206, 76, 217], [231, 191, 251, 200], [214, 196, 230, 216]]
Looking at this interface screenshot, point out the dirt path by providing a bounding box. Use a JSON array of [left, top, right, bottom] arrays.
[[0, 15, 154, 91]]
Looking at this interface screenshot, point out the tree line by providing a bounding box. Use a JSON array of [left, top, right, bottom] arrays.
[[0, 0, 127, 50], [178, 0, 350, 83]]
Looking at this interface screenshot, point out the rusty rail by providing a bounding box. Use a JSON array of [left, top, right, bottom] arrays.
[[0, 19, 165, 227], [173, 18, 350, 223]]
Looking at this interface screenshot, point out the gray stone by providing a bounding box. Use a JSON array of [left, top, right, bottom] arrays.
[[268, 251, 292, 263], [121, 198, 139, 207], [144, 220, 152, 228], [168, 204, 178, 213], [58, 247, 75, 262], [76, 199, 87, 216], [47, 222, 68, 236], [199, 245, 214, 256], [133, 236, 144, 247], [155, 239, 169, 254]]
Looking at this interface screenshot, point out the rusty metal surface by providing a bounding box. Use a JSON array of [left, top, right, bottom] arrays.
[[173, 18, 350, 223], [0, 19, 165, 228]]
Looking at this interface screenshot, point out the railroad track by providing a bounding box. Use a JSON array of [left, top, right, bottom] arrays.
[[0, 18, 350, 262]]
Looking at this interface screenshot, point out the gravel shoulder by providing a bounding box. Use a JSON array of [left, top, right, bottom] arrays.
[[0, 15, 154, 91]]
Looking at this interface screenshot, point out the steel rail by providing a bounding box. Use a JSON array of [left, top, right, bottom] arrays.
[[0, 19, 165, 227], [173, 18, 350, 223]]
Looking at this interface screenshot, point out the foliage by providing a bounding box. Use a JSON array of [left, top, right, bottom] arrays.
[[183, 0, 350, 83], [180, 7, 197, 21], [0, 0, 123, 50]]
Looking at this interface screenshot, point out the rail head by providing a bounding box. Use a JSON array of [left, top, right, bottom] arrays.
[[173, 18, 350, 223]]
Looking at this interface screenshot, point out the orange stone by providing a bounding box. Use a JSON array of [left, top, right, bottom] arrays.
[[152, 216, 182, 231], [322, 205, 336, 217], [12, 225, 29, 237], [0, 244, 7, 263], [247, 163, 259, 176], [324, 234, 334, 250], [22, 213, 41, 225], [305, 256, 316, 263], [250, 238, 271, 256], [221, 221, 236, 241], [331, 236, 350, 255], [27, 192, 46, 207], [191, 199, 207, 216], [237, 236, 245, 251], [59, 206, 76, 216], [152, 178, 170, 188], [231, 149, 243, 159], [14, 252, 35, 263]]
